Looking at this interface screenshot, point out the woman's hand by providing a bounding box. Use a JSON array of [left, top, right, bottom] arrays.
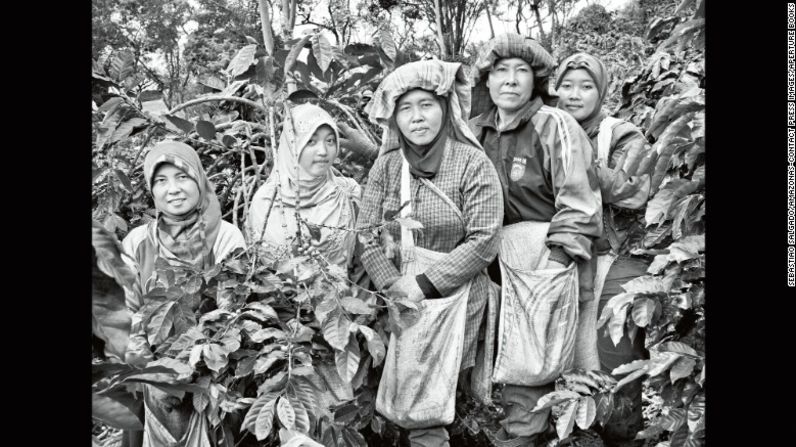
[[387, 275, 426, 302]]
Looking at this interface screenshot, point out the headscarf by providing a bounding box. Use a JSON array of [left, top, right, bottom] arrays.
[[470, 33, 557, 117], [554, 52, 610, 138], [250, 103, 359, 267], [140, 140, 222, 286], [392, 92, 450, 178], [366, 59, 482, 166], [272, 103, 343, 208]]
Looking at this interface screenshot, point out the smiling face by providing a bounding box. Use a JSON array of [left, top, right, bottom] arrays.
[[556, 68, 601, 123], [298, 124, 338, 177], [486, 57, 535, 113], [151, 163, 201, 216], [394, 89, 444, 146]]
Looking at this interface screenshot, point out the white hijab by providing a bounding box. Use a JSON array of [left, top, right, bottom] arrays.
[[248, 103, 359, 267]]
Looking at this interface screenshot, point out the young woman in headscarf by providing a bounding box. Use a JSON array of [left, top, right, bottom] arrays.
[[468, 33, 603, 447], [121, 140, 246, 447], [555, 52, 657, 446], [247, 103, 360, 269], [357, 59, 503, 447]]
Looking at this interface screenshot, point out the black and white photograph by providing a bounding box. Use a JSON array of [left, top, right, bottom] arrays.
[[90, 1, 713, 446]]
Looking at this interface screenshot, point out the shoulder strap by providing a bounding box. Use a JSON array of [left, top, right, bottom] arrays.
[[400, 154, 415, 255], [597, 116, 623, 162], [399, 154, 466, 256], [419, 178, 465, 224]]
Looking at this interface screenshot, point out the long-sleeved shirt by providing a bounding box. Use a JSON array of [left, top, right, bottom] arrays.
[[357, 139, 503, 369], [121, 221, 246, 310], [357, 139, 503, 294], [589, 119, 652, 256], [120, 220, 245, 364], [469, 97, 602, 264]]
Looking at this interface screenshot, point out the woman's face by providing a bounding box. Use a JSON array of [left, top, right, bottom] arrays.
[[556, 68, 601, 123], [298, 124, 337, 177], [151, 163, 200, 216], [395, 89, 444, 146], [487, 57, 535, 113]]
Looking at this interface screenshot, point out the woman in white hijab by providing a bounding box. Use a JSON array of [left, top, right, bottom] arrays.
[[248, 103, 360, 267]]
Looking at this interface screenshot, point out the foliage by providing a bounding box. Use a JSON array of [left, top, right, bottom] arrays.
[[92, 21, 417, 444], [538, 2, 705, 445], [530, 369, 619, 441], [93, 0, 198, 108], [489, 0, 579, 51], [93, 1, 707, 445], [552, 3, 655, 113], [92, 219, 425, 445]]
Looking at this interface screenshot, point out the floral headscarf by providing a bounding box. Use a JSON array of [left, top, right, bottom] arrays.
[[140, 140, 222, 286]]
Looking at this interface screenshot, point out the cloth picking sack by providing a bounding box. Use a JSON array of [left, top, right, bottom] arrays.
[[572, 251, 614, 370], [572, 117, 626, 370], [142, 385, 212, 447], [375, 154, 472, 429], [470, 278, 499, 404], [492, 221, 579, 386]]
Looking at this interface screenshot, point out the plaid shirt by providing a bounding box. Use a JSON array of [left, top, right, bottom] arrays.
[[357, 140, 503, 368]]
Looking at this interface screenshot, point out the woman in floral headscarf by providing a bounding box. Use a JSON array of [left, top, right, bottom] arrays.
[[121, 140, 246, 447], [555, 52, 657, 446], [248, 103, 360, 268], [357, 59, 503, 447]]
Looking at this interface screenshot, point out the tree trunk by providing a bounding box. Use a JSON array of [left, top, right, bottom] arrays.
[[532, 1, 548, 45], [280, 0, 297, 41], [278, 0, 298, 93], [258, 0, 275, 55], [433, 0, 448, 59], [547, 0, 558, 44], [515, 1, 523, 34], [485, 2, 495, 39]]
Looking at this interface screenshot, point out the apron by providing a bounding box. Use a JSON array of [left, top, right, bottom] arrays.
[[491, 221, 580, 386]]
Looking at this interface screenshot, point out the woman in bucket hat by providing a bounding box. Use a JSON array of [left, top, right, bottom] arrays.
[[468, 33, 603, 447]]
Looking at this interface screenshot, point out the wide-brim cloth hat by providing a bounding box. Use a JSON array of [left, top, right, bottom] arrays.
[[365, 59, 482, 155], [470, 33, 556, 118]]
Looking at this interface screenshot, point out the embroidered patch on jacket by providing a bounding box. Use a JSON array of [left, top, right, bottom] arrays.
[[509, 157, 527, 181]]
